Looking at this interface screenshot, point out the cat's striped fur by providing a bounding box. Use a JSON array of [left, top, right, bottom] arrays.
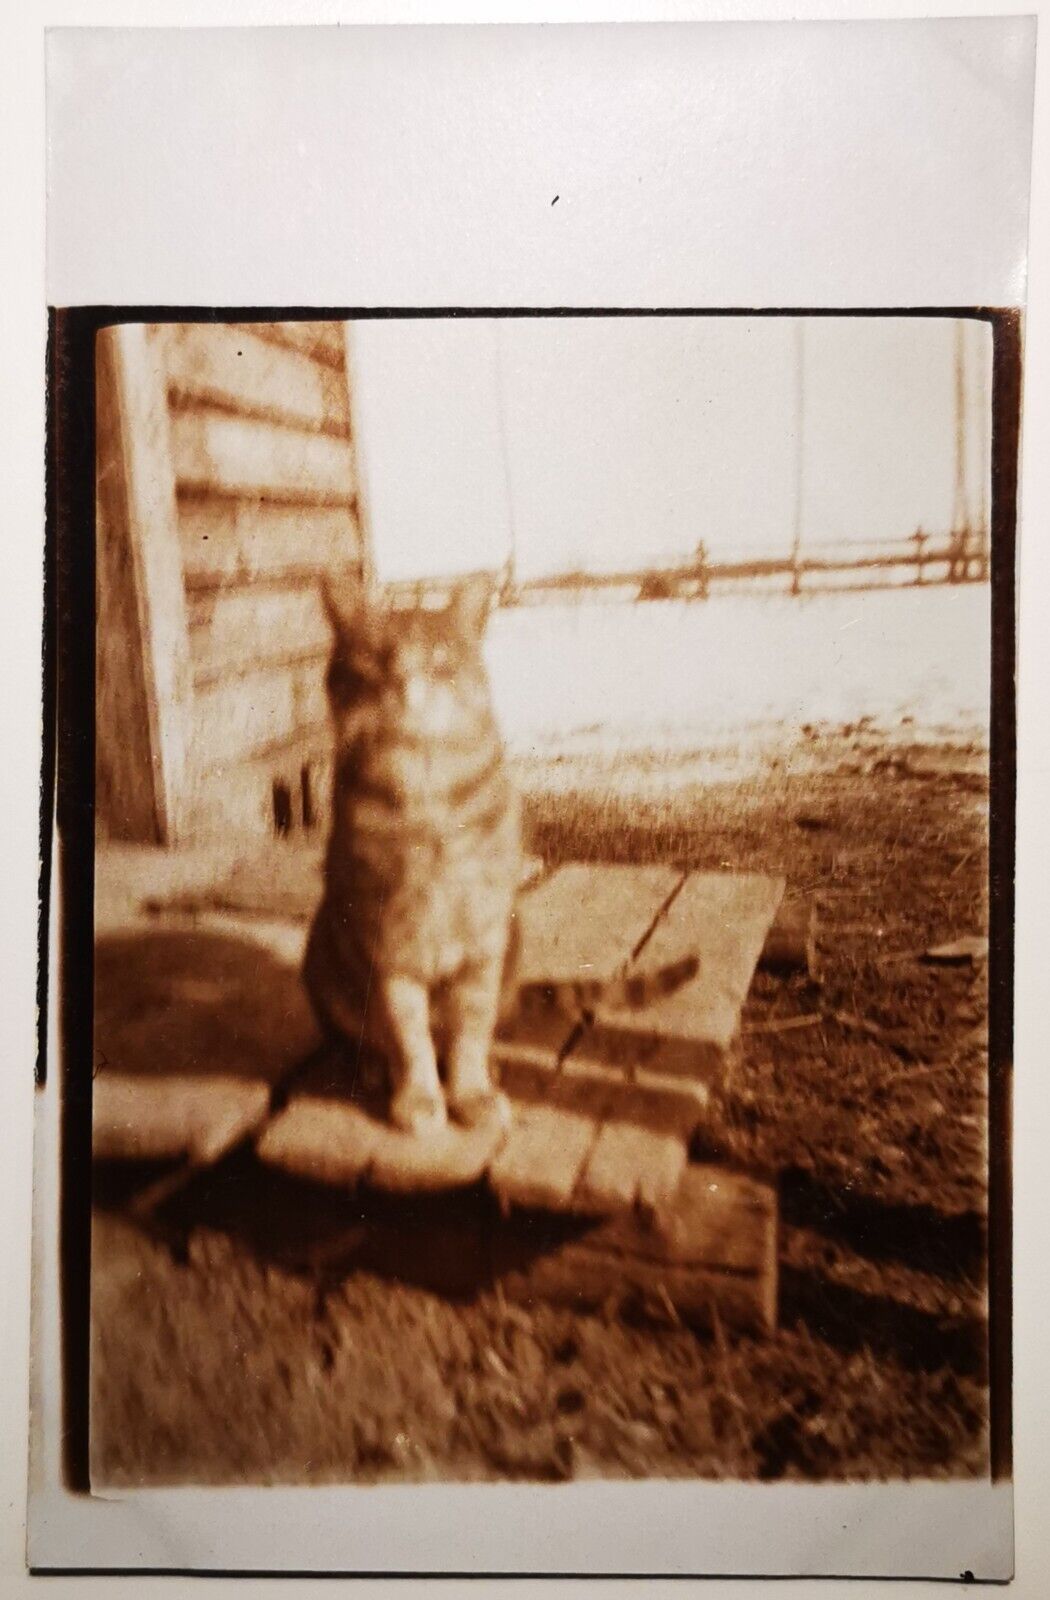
[[304, 575, 698, 1137]]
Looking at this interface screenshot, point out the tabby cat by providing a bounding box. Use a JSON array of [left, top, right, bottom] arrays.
[[304, 574, 698, 1138]]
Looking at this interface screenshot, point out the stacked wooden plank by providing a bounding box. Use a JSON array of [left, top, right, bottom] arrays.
[[254, 865, 782, 1217], [93, 848, 786, 1333]]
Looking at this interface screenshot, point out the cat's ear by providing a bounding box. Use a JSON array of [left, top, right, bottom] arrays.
[[320, 570, 370, 639], [448, 572, 494, 639]]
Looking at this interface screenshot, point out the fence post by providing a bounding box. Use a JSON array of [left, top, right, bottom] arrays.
[[912, 528, 927, 585]]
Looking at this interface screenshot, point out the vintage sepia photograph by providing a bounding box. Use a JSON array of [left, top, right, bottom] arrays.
[[51, 308, 1010, 1493]]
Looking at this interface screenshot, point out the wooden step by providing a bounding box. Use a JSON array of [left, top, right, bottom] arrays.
[[499, 1165, 778, 1338], [98, 859, 784, 1214], [572, 871, 786, 1080], [93, 1072, 271, 1164], [93, 850, 783, 1334]]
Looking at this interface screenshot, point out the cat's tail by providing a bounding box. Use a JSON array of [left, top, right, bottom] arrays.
[[519, 953, 699, 1018]]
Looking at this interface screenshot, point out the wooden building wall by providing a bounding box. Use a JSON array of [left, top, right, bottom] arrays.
[[96, 320, 367, 845]]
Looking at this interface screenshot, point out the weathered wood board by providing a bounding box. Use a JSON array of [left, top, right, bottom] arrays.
[[192, 657, 330, 769], [500, 1165, 778, 1337], [164, 324, 350, 438], [574, 1120, 688, 1215], [93, 1072, 271, 1164], [257, 1037, 711, 1217], [513, 862, 678, 984], [574, 871, 786, 1080], [297, 1166, 775, 1336], [188, 583, 333, 685], [486, 1052, 708, 1220], [179, 500, 360, 590], [95, 323, 195, 845], [234, 320, 347, 369], [497, 1048, 709, 1138], [255, 1046, 509, 1195], [486, 1103, 596, 1212], [136, 840, 545, 926], [257, 1095, 510, 1195], [759, 895, 818, 978]]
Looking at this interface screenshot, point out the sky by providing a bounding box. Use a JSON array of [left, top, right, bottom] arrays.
[[349, 315, 993, 583]]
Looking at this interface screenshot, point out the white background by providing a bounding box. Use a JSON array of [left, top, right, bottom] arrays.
[[349, 315, 993, 580], [3, 4, 1049, 1596], [44, 20, 1035, 309]]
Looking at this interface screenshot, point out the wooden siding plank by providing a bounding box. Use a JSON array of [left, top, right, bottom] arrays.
[[192, 658, 329, 772], [342, 322, 377, 590], [179, 500, 361, 588], [188, 583, 331, 682], [186, 735, 332, 840], [96, 324, 196, 844], [233, 320, 347, 369], [172, 411, 356, 503], [162, 323, 350, 436]]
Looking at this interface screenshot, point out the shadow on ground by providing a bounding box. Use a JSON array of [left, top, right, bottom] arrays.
[[94, 927, 319, 1087]]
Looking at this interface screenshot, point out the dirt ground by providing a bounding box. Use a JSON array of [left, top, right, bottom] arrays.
[[89, 719, 994, 1486]]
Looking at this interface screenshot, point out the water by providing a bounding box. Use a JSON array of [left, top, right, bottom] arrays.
[[484, 583, 991, 758]]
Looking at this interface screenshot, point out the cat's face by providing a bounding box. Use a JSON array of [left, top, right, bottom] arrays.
[[322, 575, 494, 740]]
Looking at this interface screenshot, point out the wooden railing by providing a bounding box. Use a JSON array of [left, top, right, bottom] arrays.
[[380, 531, 990, 612]]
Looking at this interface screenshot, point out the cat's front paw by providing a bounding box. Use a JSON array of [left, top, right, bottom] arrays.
[[389, 1085, 448, 1138], [448, 1087, 512, 1132]]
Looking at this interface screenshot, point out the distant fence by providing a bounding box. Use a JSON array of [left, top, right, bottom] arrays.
[[382, 529, 989, 612]]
